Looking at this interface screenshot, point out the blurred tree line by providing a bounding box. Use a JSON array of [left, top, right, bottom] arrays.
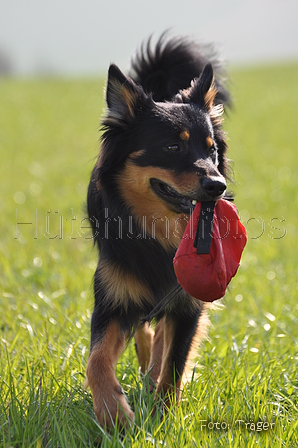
[[0, 48, 13, 75]]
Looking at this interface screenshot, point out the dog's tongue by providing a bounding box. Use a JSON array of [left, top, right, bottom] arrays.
[[180, 197, 193, 208]]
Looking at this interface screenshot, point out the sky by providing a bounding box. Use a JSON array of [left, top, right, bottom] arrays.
[[0, 0, 297, 76]]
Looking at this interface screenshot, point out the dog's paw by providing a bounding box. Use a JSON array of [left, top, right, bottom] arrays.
[[146, 376, 157, 394], [92, 382, 134, 430], [151, 381, 182, 418]]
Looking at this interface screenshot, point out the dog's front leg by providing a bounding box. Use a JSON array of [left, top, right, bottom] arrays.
[[155, 308, 202, 408], [86, 320, 134, 429]]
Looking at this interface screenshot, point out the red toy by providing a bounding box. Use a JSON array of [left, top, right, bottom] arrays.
[[173, 199, 247, 302]]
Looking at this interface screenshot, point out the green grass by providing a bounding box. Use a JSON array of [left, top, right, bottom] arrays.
[[1, 62, 298, 447]]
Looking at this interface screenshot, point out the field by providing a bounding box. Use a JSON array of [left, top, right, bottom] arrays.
[[1, 62, 298, 447]]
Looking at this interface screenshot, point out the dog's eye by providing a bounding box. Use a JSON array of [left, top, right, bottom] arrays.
[[209, 146, 216, 155], [167, 144, 180, 151], [206, 136, 216, 156]]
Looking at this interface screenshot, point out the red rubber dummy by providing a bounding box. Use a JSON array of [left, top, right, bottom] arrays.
[[173, 199, 247, 302]]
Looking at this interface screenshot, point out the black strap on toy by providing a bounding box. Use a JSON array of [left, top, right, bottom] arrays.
[[193, 201, 215, 254]]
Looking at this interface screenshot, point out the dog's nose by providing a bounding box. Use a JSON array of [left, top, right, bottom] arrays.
[[201, 177, 226, 198]]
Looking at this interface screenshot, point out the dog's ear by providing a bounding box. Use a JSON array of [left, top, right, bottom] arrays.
[[105, 64, 150, 125], [176, 64, 217, 110]]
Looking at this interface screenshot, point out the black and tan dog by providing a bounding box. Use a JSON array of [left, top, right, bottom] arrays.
[[86, 34, 230, 428]]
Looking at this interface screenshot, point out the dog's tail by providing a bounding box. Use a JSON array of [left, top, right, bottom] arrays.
[[129, 32, 230, 105]]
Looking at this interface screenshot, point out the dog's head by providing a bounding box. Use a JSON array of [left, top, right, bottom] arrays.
[[96, 63, 228, 244]]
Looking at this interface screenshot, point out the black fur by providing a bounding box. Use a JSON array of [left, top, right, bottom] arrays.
[[129, 33, 230, 104]]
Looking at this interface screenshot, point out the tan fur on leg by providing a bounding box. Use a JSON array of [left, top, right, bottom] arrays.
[[147, 318, 165, 391], [134, 322, 153, 373], [183, 303, 211, 383], [155, 318, 181, 406], [86, 321, 134, 429]]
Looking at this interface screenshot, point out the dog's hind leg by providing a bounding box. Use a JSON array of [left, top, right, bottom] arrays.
[[134, 322, 153, 374], [147, 318, 165, 390], [86, 320, 134, 429]]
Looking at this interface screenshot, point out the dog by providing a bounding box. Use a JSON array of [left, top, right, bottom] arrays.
[[86, 33, 230, 429]]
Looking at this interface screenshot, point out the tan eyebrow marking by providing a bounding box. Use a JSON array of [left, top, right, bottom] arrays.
[[206, 136, 213, 148], [128, 149, 145, 159], [179, 130, 190, 141]]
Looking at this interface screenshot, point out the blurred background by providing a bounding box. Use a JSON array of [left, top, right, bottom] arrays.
[[1, 2, 298, 444], [1, 0, 298, 76]]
